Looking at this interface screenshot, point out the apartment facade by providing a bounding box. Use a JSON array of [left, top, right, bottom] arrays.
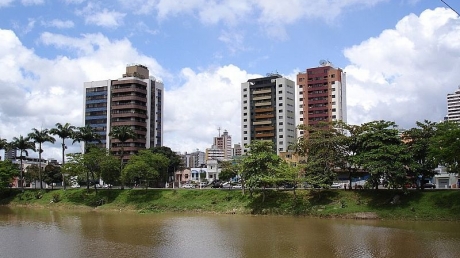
[[447, 86, 460, 122], [241, 74, 296, 155], [83, 64, 164, 159], [297, 61, 347, 136]]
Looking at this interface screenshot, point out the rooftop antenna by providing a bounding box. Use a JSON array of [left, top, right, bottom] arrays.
[[217, 127, 221, 137], [441, 0, 460, 16]]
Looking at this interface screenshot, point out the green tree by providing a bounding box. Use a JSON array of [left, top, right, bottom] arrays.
[[403, 120, 438, 190], [50, 122, 76, 167], [28, 128, 56, 189], [275, 161, 304, 197], [122, 150, 168, 189], [0, 137, 8, 152], [219, 160, 240, 183], [73, 124, 101, 153], [0, 160, 18, 188], [150, 146, 184, 187], [352, 120, 410, 189], [25, 164, 40, 188], [43, 164, 61, 189], [429, 121, 460, 176], [109, 125, 137, 188], [10, 135, 36, 190], [241, 141, 282, 201], [296, 122, 348, 190]]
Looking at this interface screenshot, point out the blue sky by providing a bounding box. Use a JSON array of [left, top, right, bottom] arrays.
[[1, 0, 460, 160]]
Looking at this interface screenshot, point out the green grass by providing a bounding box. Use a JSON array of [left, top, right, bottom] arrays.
[[1, 188, 459, 221]]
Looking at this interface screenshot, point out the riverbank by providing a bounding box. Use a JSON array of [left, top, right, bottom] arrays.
[[1, 188, 459, 220]]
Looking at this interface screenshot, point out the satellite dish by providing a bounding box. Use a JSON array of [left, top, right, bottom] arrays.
[[319, 59, 328, 66]]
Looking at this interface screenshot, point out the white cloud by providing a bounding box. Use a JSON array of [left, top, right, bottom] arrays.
[[343, 7, 460, 129], [42, 19, 75, 29], [164, 65, 259, 152], [0, 0, 14, 7], [0, 29, 167, 160], [76, 2, 126, 28], [21, 0, 44, 5]]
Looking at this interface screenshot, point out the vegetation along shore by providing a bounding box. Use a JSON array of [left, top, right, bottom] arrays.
[[1, 188, 459, 221]]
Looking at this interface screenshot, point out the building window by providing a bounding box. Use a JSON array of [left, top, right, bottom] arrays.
[[244, 131, 247, 134], [243, 94, 247, 98], [279, 103, 282, 106], [331, 74, 335, 78], [279, 97, 283, 100], [300, 118, 303, 121], [244, 113, 247, 116], [279, 135, 284, 138], [279, 129, 283, 132], [279, 84, 282, 87], [279, 116, 283, 119], [279, 122, 283, 125], [279, 91, 282, 94], [244, 125, 247, 128], [244, 107, 247, 110], [244, 100, 247, 104], [279, 109, 283, 113], [244, 119, 247, 122], [243, 88, 247, 92]]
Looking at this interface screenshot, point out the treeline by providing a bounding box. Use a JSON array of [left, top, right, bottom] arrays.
[[0, 123, 183, 190], [220, 120, 460, 197]]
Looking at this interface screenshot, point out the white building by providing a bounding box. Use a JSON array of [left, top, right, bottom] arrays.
[[241, 74, 296, 155], [447, 86, 460, 122], [83, 64, 164, 159]]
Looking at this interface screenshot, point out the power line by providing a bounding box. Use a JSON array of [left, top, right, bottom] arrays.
[[441, 0, 460, 16]]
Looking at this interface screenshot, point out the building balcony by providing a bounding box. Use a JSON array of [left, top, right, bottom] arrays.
[[111, 87, 147, 95], [253, 95, 272, 101], [111, 96, 147, 102], [253, 120, 272, 125], [252, 89, 271, 94], [111, 112, 148, 119], [255, 107, 275, 113], [255, 113, 274, 119], [255, 133, 275, 138], [255, 126, 274, 131], [254, 101, 272, 107], [111, 121, 147, 127], [111, 104, 147, 111]]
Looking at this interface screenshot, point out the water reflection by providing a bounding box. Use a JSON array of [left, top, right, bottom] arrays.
[[1, 206, 459, 258]]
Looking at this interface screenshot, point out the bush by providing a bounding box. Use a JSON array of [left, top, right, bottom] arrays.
[[51, 193, 61, 203]]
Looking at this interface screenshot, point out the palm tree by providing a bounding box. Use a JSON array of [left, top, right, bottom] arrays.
[[50, 123, 75, 190], [10, 135, 36, 190], [0, 136, 8, 151], [28, 128, 56, 189], [73, 124, 101, 153], [109, 126, 137, 186]]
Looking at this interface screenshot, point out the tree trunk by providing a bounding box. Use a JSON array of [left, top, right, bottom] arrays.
[[39, 143, 43, 189]]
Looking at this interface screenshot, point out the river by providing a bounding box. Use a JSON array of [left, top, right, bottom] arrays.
[[1, 206, 459, 258]]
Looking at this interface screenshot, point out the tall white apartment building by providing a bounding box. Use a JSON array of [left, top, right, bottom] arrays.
[[241, 74, 296, 155], [83, 64, 164, 160], [447, 86, 460, 122]]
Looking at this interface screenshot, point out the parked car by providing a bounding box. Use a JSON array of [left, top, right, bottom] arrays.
[[222, 182, 232, 189], [330, 183, 342, 189], [182, 184, 195, 189], [423, 182, 436, 189], [233, 184, 242, 189], [199, 182, 208, 188]]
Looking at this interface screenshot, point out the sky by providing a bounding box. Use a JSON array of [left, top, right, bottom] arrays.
[[1, 0, 460, 161]]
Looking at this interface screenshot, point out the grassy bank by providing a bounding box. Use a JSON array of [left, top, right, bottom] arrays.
[[1, 188, 459, 220]]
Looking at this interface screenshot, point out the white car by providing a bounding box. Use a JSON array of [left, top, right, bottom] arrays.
[[182, 184, 195, 189], [330, 183, 342, 189], [233, 184, 242, 189]]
